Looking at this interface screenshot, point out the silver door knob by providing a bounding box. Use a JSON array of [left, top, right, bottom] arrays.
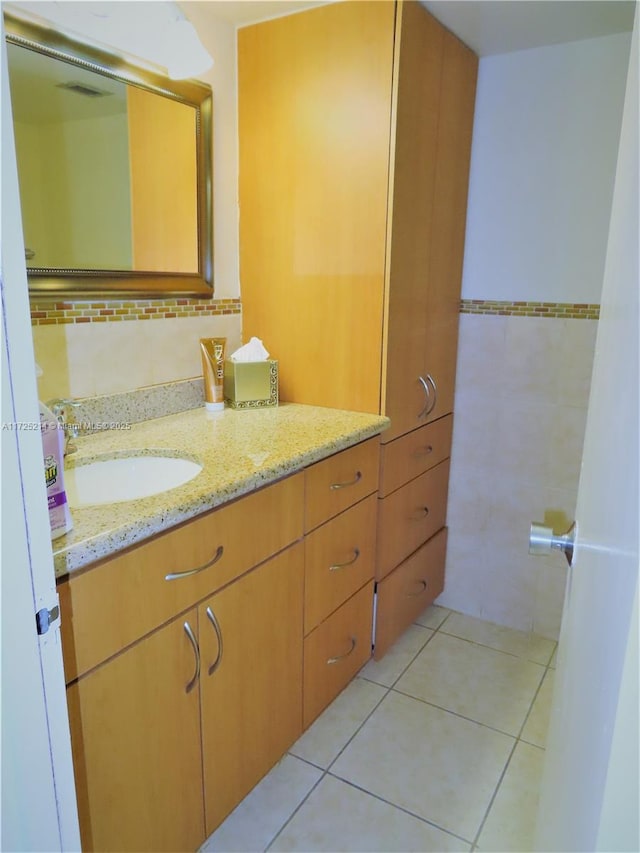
[[529, 521, 576, 566]]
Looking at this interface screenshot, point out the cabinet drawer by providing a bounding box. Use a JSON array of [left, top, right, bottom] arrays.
[[59, 473, 304, 682], [304, 494, 377, 635], [304, 437, 380, 532], [376, 459, 449, 580], [379, 415, 453, 497], [374, 528, 447, 661], [303, 581, 374, 728]]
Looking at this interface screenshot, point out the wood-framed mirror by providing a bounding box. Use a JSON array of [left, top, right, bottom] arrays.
[[4, 9, 213, 299]]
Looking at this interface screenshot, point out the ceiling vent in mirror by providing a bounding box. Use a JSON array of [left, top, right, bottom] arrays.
[[56, 80, 112, 98]]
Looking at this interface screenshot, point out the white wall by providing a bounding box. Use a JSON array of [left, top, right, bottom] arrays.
[[183, 1, 240, 300], [441, 32, 631, 637], [462, 32, 631, 304]]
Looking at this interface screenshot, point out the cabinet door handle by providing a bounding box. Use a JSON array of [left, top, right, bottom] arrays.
[[425, 373, 438, 416], [413, 444, 433, 457], [183, 621, 200, 694], [165, 544, 224, 581], [406, 579, 428, 597], [205, 606, 224, 676], [329, 548, 360, 572], [410, 506, 430, 521], [417, 376, 431, 419], [327, 636, 357, 665], [330, 471, 362, 491]]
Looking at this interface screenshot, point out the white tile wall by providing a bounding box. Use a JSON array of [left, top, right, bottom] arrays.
[[440, 315, 597, 639]]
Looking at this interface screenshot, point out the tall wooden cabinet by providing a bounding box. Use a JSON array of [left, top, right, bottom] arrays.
[[239, 1, 477, 655]]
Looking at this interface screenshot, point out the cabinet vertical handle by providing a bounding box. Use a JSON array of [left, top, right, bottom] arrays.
[[329, 548, 360, 571], [329, 471, 362, 491], [205, 606, 224, 676], [165, 545, 224, 581], [406, 579, 428, 597], [183, 621, 200, 694], [417, 376, 431, 419], [425, 373, 438, 415], [327, 637, 357, 664]]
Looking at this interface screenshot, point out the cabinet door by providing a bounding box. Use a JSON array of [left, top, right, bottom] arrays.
[[66, 611, 204, 852], [423, 30, 478, 424], [239, 1, 395, 412], [381, 2, 445, 442], [199, 544, 304, 836]]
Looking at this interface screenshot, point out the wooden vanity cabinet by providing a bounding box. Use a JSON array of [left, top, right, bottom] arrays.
[[239, 0, 478, 659], [59, 475, 305, 852], [59, 439, 383, 851]]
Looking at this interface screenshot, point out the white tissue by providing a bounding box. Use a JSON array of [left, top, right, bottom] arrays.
[[230, 337, 270, 362]]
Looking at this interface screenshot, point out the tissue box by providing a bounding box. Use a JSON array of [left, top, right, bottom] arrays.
[[223, 360, 279, 409]]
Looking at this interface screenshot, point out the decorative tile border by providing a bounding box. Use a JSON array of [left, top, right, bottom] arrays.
[[460, 299, 600, 319], [30, 297, 242, 325]]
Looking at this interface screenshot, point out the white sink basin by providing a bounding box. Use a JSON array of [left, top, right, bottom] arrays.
[[65, 454, 203, 507]]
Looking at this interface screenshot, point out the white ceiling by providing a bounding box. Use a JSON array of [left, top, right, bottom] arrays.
[[202, 0, 635, 54], [7, 1, 637, 57], [422, 1, 636, 56]]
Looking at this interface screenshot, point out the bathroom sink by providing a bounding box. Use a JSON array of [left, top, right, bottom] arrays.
[[65, 454, 203, 507]]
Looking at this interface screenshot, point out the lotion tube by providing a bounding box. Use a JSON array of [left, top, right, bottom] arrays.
[[200, 337, 226, 411]]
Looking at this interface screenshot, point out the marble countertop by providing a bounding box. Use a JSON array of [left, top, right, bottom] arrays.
[[54, 403, 389, 579]]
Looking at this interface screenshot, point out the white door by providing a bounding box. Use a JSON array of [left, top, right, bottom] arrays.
[[1, 26, 80, 852], [535, 11, 638, 852]]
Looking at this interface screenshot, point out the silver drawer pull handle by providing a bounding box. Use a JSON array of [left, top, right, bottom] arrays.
[[417, 376, 431, 419], [407, 579, 428, 597], [425, 373, 438, 416], [413, 444, 433, 457], [327, 636, 357, 665], [183, 621, 200, 694], [330, 471, 362, 491], [165, 544, 224, 581], [329, 548, 360, 572], [205, 606, 224, 676], [410, 506, 430, 520]]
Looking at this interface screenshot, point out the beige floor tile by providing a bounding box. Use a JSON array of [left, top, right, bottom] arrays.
[[414, 603, 451, 630], [396, 633, 545, 736], [270, 774, 471, 852], [549, 646, 558, 668], [521, 669, 556, 748], [200, 754, 322, 852], [331, 691, 514, 841], [361, 624, 433, 687], [289, 678, 387, 769], [477, 741, 545, 852], [441, 611, 556, 665]]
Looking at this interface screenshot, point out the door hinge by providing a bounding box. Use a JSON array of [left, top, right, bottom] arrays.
[[35, 603, 60, 635]]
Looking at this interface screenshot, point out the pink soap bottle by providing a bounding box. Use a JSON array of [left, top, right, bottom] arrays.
[[39, 402, 73, 540]]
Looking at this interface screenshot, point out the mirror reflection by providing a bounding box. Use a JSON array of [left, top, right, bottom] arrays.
[[4, 7, 213, 299], [8, 42, 199, 275]]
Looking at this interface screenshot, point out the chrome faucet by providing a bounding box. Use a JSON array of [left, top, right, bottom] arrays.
[[46, 398, 81, 456]]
